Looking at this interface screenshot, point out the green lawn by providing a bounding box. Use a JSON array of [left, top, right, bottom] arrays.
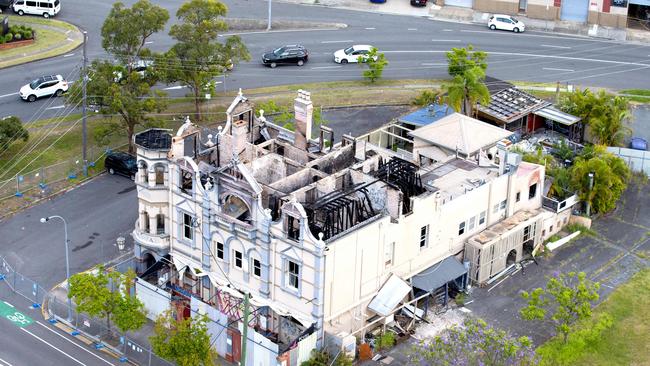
[[537, 269, 650, 365]]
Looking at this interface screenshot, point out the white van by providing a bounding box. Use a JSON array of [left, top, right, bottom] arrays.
[[12, 0, 60, 18]]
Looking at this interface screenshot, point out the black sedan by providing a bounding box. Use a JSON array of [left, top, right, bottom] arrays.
[[262, 45, 309, 68]]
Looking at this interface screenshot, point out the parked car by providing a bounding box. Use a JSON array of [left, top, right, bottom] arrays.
[[262, 45, 309, 68], [0, 0, 15, 10], [630, 137, 648, 151], [488, 14, 525, 33], [333, 45, 377, 64], [410, 0, 427, 6], [104, 152, 137, 179], [19, 74, 68, 102], [12, 0, 60, 18]]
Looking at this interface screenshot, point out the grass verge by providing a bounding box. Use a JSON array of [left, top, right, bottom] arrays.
[[0, 15, 83, 69], [537, 268, 650, 366]]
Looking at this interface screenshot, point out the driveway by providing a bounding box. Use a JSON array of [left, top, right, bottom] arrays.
[[362, 180, 650, 365]]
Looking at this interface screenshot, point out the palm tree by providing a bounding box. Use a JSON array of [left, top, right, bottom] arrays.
[[443, 65, 490, 117]]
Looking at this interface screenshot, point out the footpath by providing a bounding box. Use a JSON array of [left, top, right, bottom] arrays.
[[277, 0, 650, 43]]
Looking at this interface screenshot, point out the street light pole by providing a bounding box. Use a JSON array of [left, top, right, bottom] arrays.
[[40, 215, 73, 322], [586, 172, 595, 217], [267, 0, 272, 31]]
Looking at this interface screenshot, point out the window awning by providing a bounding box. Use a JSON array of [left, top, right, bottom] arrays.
[[533, 106, 581, 126], [411, 256, 467, 293]]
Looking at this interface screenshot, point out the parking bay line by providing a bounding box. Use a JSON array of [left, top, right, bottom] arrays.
[[0, 92, 18, 99], [543, 67, 574, 72], [432, 39, 461, 42], [0, 357, 13, 366], [20, 328, 86, 366], [46, 105, 66, 110], [541, 44, 571, 49]]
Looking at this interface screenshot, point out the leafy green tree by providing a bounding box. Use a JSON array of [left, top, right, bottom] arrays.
[[412, 89, 443, 106], [68, 267, 146, 333], [101, 0, 169, 70], [547, 166, 572, 200], [446, 44, 487, 77], [301, 349, 353, 366], [67, 0, 169, 153], [163, 0, 250, 122], [521, 272, 600, 344], [409, 318, 538, 366], [360, 47, 388, 83], [150, 310, 214, 366], [569, 145, 630, 214], [442, 45, 490, 116], [0, 116, 29, 149], [67, 61, 167, 153], [559, 89, 631, 146]]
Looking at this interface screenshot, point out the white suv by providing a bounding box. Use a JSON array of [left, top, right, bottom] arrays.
[[488, 14, 525, 33], [19, 74, 68, 102]]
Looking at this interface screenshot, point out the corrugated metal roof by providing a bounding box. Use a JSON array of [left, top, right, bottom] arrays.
[[533, 106, 582, 126], [399, 104, 455, 126], [411, 256, 467, 293]]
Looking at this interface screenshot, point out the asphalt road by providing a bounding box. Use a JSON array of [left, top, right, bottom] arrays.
[[0, 174, 137, 289], [1, 0, 650, 122], [0, 289, 120, 366]]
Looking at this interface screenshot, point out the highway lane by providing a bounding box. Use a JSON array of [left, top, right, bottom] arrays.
[[0, 290, 119, 366], [1, 0, 649, 122]]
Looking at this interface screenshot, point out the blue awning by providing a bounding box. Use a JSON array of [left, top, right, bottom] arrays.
[[411, 256, 467, 293], [399, 104, 455, 127]]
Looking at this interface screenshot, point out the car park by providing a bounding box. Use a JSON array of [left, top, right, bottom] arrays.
[[333, 45, 376, 64], [262, 45, 309, 68], [19, 74, 68, 102], [488, 14, 525, 33], [104, 152, 137, 179], [12, 0, 60, 18]]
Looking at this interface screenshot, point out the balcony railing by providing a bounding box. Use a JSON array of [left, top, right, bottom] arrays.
[[132, 220, 170, 251]]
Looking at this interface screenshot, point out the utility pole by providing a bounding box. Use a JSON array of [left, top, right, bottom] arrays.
[[267, 0, 272, 31], [586, 172, 594, 217], [240, 292, 250, 366], [81, 31, 88, 176]]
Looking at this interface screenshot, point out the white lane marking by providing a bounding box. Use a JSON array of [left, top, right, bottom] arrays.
[[543, 67, 574, 72], [381, 50, 650, 67], [63, 53, 75, 58], [442, 29, 453, 32], [0, 92, 18, 98], [144, 41, 154, 44], [321, 40, 353, 44], [3, 301, 14, 308], [408, 28, 417, 31], [0, 357, 13, 366], [20, 328, 86, 366], [66, 38, 74, 42], [460, 29, 617, 43], [364, 27, 375, 30], [162, 85, 186, 90], [219, 28, 342, 37], [65, 30, 71, 34], [36, 321, 115, 366], [431, 39, 461, 42], [541, 44, 571, 49], [46, 105, 66, 110], [311, 66, 342, 70], [421, 63, 446, 66]]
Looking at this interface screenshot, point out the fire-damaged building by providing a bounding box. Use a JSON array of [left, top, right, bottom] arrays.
[[130, 89, 572, 364]]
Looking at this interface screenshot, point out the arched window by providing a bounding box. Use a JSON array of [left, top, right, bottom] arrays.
[[139, 161, 149, 185], [156, 214, 165, 235], [223, 194, 251, 222], [142, 211, 150, 233]]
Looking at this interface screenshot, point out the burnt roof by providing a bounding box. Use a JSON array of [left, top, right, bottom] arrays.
[[135, 129, 172, 150], [478, 87, 550, 124], [485, 76, 514, 95]]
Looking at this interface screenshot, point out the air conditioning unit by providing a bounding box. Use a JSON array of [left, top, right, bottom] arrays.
[[332, 332, 356, 359]]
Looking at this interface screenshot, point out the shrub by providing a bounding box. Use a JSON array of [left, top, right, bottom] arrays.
[[412, 89, 441, 106], [376, 331, 396, 351], [455, 292, 468, 306], [13, 33, 22, 41], [5, 33, 13, 42], [565, 223, 596, 237]]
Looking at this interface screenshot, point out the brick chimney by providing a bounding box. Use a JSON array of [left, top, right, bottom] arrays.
[[293, 90, 313, 151]]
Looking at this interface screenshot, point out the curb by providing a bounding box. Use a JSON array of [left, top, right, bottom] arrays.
[[0, 16, 85, 69]]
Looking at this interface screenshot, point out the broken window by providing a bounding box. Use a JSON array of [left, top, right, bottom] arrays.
[[493, 203, 500, 213], [142, 211, 150, 233], [182, 213, 194, 241], [156, 214, 165, 234], [516, 192, 521, 202], [155, 165, 165, 186], [468, 217, 476, 231], [458, 221, 466, 236], [286, 215, 300, 241], [216, 242, 224, 260], [420, 226, 429, 249], [140, 162, 149, 184], [479, 211, 486, 225], [305, 187, 317, 204], [385, 241, 395, 267], [234, 250, 243, 269], [500, 200, 507, 210], [287, 260, 300, 290], [529, 183, 537, 199], [252, 258, 261, 278], [180, 170, 193, 195], [523, 225, 532, 242]]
